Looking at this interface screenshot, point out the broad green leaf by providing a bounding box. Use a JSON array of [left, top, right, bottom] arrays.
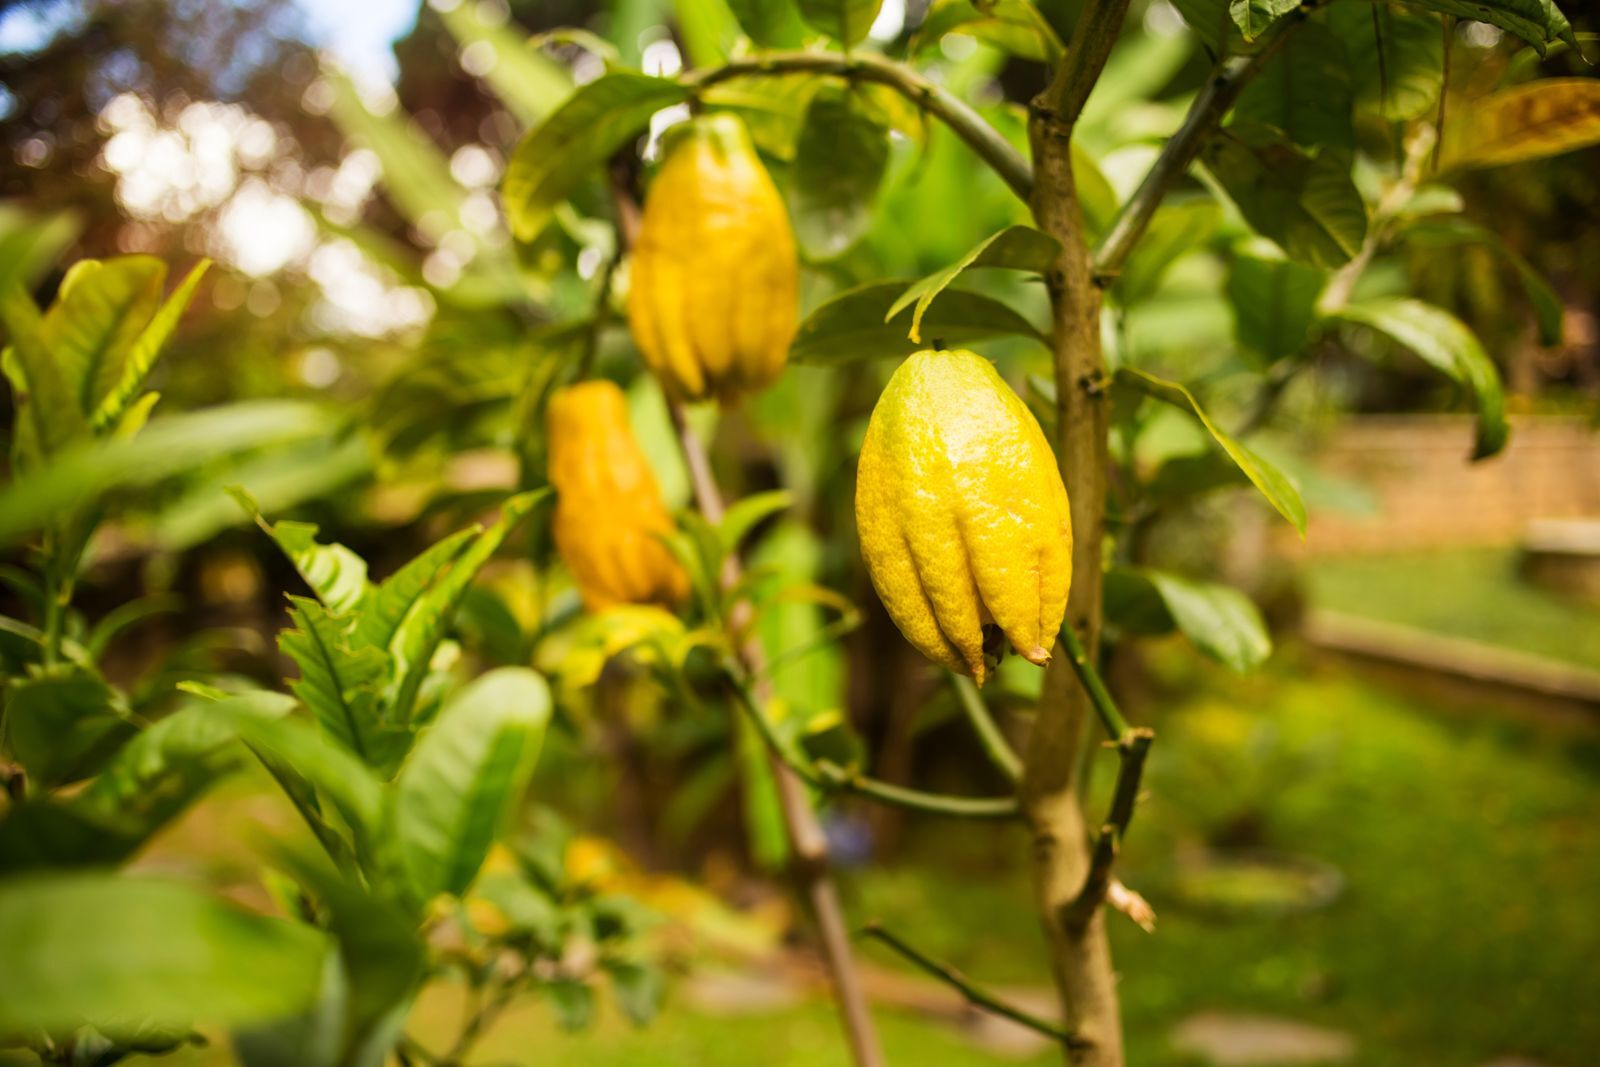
[[394, 668, 551, 904], [1230, 0, 1299, 40], [792, 85, 890, 261], [1331, 297, 1509, 459], [0, 874, 328, 1039], [794, 282, 1046, 365], [3, 670, 133, 789], [1, 284, 86, 455], [390, 491, 546, 720], [324, 69, 464, 244], [1407, 0, 1564, 53], [279, 597, 401, 771], [1401, 218, 1563, 345], [435, 0, 573, 125], [248, 511, 369, 616], [1207, 125, 1366, 270], [0, 400, 336, 546], [607, 960, 665, 1027], [546, 978, 595, 1031], [1324, 3, 1443, 122], [719, 490, 793, 552], [354, 527, 479, 653], [726, 0, 808, 47], [886, 226, 1060, 343], [1116, 366, 1308, 535], [1144, 568, 1273, 671], [0, 204, 80, 299], [1226, 240, 1327, 363], [673, 0, 743, 66], [223, 710, 387, 847], [912, 0, 1064, 62], [1169, 0, 1237, 53], [0, 799, 153, 874], [1116, 200, 1223, 305], [39, 256, 164, 417], [502, 73, 692, 242], [1233, 21, 1354, 149], [796, 0, 884, 44], [90, 260, 209, 432], [1439, 79, 1600, 171]]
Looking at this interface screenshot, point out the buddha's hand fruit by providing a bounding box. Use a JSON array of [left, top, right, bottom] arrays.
[[855, 349, 1072, 685], [628, 113, 798, 404], [547, 380, 688, 611]]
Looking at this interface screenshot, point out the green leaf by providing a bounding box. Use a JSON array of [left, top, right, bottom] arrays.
[[1116, 366, 1308, 535], [1074, 144, 1119, 244], [545, 978, 595, 1031], [1439, 78, 1600, 171], [796, 0, 884, 44], [886, 226, 1060, 344], [1, 283, 87, 455], [719, 490, 794, 552], [502, 73, 692, 242], [390, 491, 546, 721], [1331, 297, 1509, 459], [1229, 0, 1299, 40], [3, 669, 134, 789], [1226, 240, 1327, 363], [90, 260, 209, 433], [1116, 200, 1223, 305], [278, 596, 397, 769], [1140, 567, 1273, 671], [0, 874, 328, 1039], [246, 509, 369, 616], [796, 281, 1045, 365], [39, 256, 165, 418], [912, 0, 1065, 62], [1407, 0, 1563, 53], [1169, 0, 1238, 53], [1233, 21, 1353, 149], [607, 960, 665, 1027], [726, 0, 808, 46], [394, 668, 551, 905], [1400, 218, 1562, 346], [435, 1, 573, 126], [1324, 3, 1443, 122], [0, 204, 80, 299], [673, 0, 744, 66], [1207, 125, 1366, 270], [0, 400, 337, 546], [223, 711, 387, 849], [0, 799, 153, 874], [792, 85, 890, 261], [354, 527, 479, 653]]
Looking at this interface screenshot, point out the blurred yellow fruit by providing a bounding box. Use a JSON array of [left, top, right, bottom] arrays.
[[547, 381, 688, 611], [855, 349, 1072, 684], [628, 113, 798, 404]]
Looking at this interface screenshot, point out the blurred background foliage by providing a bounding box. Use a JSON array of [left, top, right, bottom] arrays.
[[1, 0, 1597, 1063]]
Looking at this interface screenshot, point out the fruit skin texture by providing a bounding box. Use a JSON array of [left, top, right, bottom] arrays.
[[855, 349, 1072, 685], [628, 113, 798, 404], [547, 381, 688, 611]]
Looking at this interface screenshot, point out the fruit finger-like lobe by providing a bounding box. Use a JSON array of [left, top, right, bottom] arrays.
[[855, 349, 1072, 685], [628, 113, 798, 405], [547, 381, 689, 611]]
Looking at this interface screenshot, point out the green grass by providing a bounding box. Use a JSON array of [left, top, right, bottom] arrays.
[[1301, 547, 1600, 668], [125, 661, 1600, 1067]]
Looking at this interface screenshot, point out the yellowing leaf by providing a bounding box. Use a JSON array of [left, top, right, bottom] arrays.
[[1441, 79, 1600, 171]]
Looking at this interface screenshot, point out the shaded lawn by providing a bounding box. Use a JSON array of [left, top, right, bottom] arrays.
[[1301, 548, 1600, 669], [128, 659, 1600, 1066]]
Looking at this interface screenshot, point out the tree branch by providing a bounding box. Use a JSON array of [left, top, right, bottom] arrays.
[[951, 674, 1023, 783], [1042, 0, 1134, 123], [682, 51, 1032, 202], [1056, 620, 1129, 740], [860, 922, 1086, 1049], [1065, 728, 1153, 931], [1091, 5, 1314, 280]]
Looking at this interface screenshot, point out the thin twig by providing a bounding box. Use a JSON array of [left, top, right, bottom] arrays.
[[950, 674, 1022, 783], [1042, 0, 1134, 124], [1056, 621, 1130, 740], [1091, 2, 1317, 280], [1066, 728, 1153, 930], [860, 922, 1087, 1049], [682, 52, 1032, 201], [727, 673, 1021, 820]]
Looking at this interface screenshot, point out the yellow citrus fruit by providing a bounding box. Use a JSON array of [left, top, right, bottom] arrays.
[[547, 380, 688, 611], [855, 349, 1072, 684], [628, 113, 798, 404]]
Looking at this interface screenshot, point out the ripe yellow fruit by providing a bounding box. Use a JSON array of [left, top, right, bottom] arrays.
[[547, 380, 688, 611], [855, 350, 1072, 685], [628, 113, 798, 404]]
